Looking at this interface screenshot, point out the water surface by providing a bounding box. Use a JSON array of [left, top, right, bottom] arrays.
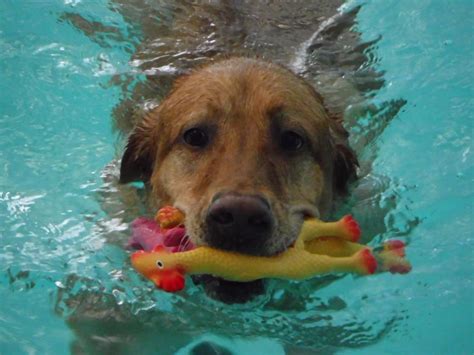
[[0, 0, 473, 354]]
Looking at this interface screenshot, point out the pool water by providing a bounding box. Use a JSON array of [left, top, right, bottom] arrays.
[[1, 0, 473, 354]]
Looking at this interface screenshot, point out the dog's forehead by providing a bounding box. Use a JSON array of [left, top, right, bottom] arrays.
[[170, 63, 322, 122], [156, 60, 331, 150]]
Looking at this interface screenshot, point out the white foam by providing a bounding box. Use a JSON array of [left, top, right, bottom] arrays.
[[289, 4, 349, 74]]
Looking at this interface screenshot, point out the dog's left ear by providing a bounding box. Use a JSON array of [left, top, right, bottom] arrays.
[[303, 80, 358, 194], [329, 119, 359, 193], [119, 115, 158, 184]]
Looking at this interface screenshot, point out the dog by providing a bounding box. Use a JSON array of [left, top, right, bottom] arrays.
[[118, 57, 358, 302], [63, 0, 372, 304]]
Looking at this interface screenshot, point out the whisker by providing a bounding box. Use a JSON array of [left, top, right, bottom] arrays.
[[177, 235, 186, 252], [178, 235, 191, 252]]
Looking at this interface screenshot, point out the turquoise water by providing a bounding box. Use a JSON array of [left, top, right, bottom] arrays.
[[1, 0, 473, 354]]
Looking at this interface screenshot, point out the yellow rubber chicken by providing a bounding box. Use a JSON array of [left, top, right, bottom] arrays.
[[131, 207, 410, 292]]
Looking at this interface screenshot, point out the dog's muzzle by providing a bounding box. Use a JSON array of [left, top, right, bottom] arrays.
[[204, 192, 275, 256]]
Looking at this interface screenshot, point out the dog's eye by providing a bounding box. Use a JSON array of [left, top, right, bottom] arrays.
[[280, 131, 304, 152], [183, 128, 209, 148]]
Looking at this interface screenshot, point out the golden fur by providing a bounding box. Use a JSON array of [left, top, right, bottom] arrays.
[[120, 58, 357, 256]]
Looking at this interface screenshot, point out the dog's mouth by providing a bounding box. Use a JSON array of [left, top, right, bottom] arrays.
[[193, 245, 295, 303], [187, 204, 319, 303], [193, 226, 306, 303], [186, 227, 289, 303], [192, 275, 266, 304]]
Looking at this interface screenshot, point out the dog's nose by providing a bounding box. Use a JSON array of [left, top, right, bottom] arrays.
[[205, 193, 274, 255]]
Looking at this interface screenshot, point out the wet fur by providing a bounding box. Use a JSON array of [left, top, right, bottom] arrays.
[[120, 58, 357, 256]]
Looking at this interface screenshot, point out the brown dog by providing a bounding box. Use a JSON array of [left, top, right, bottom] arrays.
[[61, 0, 375, 304], [119, 57, 358, 301]]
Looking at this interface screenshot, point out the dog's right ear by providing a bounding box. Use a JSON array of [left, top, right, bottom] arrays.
[[119, 117, 157, 184]]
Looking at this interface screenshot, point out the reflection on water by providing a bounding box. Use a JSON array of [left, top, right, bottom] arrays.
[[0, 0, 420, 353], [53, 270, 406, 353]]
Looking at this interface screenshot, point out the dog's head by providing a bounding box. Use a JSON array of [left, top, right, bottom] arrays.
[[120, 58, 357, 300]]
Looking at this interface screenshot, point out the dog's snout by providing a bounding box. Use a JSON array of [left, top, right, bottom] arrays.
[[208, 195, 271, 230], [205, 193, 274, 255]]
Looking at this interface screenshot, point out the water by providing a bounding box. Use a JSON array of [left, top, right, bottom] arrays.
[[0, 0, 472, 354]]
